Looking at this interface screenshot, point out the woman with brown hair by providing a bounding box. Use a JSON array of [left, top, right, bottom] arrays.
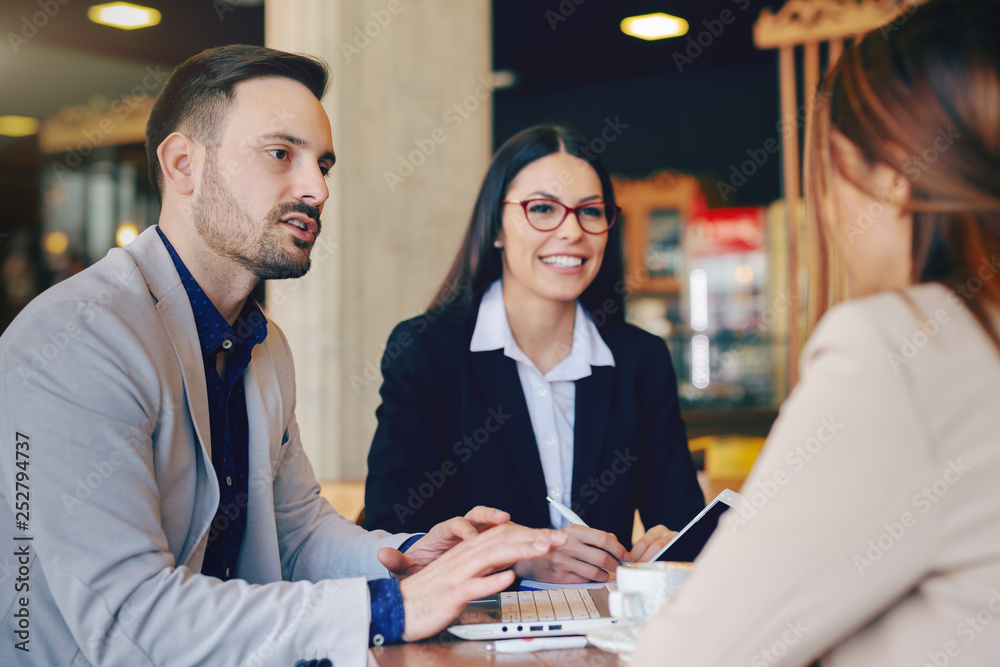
[[634, 0, 1000, 664]]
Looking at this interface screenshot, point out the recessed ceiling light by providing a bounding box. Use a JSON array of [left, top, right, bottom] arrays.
[[44, 231, 69, 255], [87, 2, 161, 30], [0, 115, 40, 137], [116, 222, 140, 247], [489, 70, 519, 91], [621, 13, 689, 41]]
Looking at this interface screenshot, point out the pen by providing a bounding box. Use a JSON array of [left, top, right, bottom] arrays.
[[546, 496, 627, 565], [487, 636, 589, 653]]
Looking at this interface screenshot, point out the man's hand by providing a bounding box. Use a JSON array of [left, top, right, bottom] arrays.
[[512, 524, 627, 584], [377, 506, 510, 578], [396, 524, 567, 642], [627, 524, 678, 563]]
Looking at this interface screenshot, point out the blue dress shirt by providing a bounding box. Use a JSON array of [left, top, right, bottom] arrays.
[[157, 227, 266, 581], [157, 228, 410, 646]]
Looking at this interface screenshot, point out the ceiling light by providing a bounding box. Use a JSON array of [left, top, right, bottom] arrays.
[[489, 70, 519, 91], [44, 232, 69, 255], [116, 222, 139, 247], [689, 268, 709, 332], [87, 2, 161, 30], [734, 264, 754, 285], [621, 13, 688, 41], [0, 115, 40, 137]]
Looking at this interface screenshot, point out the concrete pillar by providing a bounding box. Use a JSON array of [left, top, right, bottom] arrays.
[[265, 0, 492, 481]]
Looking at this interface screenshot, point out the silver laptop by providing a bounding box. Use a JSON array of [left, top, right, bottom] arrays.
[[447, 586, 619, 639], [447, 489, 745, 640]]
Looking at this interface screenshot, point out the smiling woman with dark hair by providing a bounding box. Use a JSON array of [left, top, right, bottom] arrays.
[[363, 124, 705, 583]]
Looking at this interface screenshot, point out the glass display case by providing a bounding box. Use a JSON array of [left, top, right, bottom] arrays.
[[615, 173, 788, 437]]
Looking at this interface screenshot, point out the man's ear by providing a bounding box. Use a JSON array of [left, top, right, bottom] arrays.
[[157, 132, 203, 196]]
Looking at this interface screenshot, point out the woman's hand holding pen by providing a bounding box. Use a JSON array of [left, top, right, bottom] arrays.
[[512, 524, 629, 583], [628, 524, 679, 563]]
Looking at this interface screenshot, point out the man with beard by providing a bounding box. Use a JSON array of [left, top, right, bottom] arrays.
[[0, 45, 564, 667]]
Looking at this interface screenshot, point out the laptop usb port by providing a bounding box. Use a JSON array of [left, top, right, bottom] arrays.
[[530, 626, 543, 632], [548, 624, 562, 630]]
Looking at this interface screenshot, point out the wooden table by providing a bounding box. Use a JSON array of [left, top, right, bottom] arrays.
[[369, 632, 626, 666]]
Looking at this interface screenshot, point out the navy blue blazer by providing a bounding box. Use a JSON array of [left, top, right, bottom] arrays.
[[363, 297, 705, 547]]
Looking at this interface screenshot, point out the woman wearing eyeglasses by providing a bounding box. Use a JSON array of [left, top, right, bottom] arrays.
[[363, 125, 705, 583]]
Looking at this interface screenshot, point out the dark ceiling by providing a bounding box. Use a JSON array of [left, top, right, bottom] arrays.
[[493, 0, 777, 91], [0, 0, 776, 96], [0, 0, 264, 67], [0, 0, 784, 204]]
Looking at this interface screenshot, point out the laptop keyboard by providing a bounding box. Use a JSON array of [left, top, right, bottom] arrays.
[[500, 589, 601, 623]]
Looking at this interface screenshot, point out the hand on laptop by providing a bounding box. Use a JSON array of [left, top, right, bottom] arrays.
[[395, 523, 567, 641], [378, 506, 511, 578], [628, 524, 679, 563], [512, 524, 628, 583]]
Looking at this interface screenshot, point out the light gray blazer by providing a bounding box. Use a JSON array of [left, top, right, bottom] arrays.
[[0, 226, 406, 666]]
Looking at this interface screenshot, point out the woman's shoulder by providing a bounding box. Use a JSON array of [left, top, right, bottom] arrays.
[[597, 320, 670, 353], [805, 283, 999, 386], [596, 320, 675, 371], [809, 284, 975, 350], [385, 298, 479, 353]]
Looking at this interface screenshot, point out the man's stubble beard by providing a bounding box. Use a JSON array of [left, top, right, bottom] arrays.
[[192, 158, 321, 281]]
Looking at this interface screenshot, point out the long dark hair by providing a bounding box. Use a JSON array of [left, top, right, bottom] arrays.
[[807, 0, 1000, 350], [429, 125, 625, 326]]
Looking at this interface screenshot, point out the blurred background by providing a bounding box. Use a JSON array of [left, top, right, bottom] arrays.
[[2, 0, 884, 505]]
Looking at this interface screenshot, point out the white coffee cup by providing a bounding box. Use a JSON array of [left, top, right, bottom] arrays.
[[608, 561, 693, 630]]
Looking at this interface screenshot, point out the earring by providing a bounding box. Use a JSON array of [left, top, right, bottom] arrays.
[[493, 240, 503, 248]]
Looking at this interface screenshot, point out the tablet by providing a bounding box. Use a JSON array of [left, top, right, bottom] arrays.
[[649, 489, 743, 563]]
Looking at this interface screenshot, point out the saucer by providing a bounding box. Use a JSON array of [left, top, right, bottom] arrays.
[[586, 624, 640, 659]]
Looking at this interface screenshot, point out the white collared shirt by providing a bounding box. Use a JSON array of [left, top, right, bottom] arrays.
[[470, 280, 615, 528]]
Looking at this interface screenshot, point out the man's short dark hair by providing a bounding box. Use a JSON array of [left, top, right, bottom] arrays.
[[145, 44, 329, 200]]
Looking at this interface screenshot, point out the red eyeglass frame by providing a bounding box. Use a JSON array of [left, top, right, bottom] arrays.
[[501, 198, 621, 234]]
